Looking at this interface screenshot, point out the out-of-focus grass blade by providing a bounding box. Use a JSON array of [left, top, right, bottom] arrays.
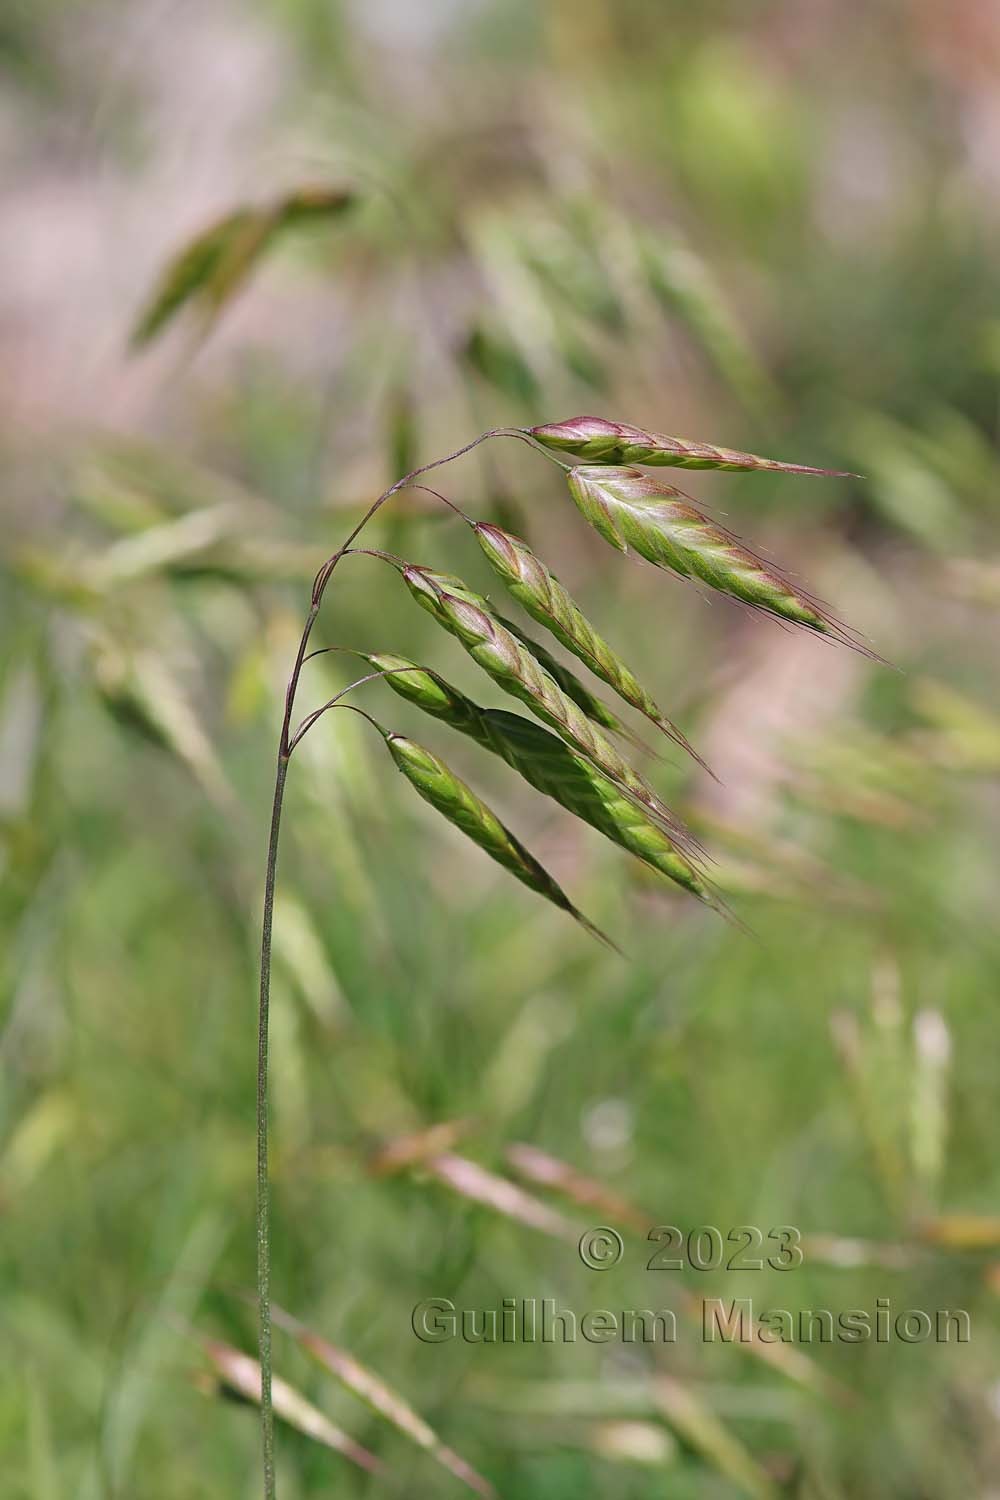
[[640, 230, 778, 416], [516, 213, 624, 333], [799, 1235, 917, 1271], [846, 410, 964, 551], [910, 1009, 951, 1202], [103, 1213, 225, 1491], [202, 1339, 383, 1474], [918, 1216, 1000, 1250], [787, 726, 935, 829], [829, 1008, 909, 1219], [274, 1306, 496, 1496], [131, 209, 255, 347], [94, 646, 232, 808], [652, 1376, 778, 1500], [27, 1372, 60, 1500], [422, 1153, 579, 1241], [469, 1378, 801, 1424], [946, 557, 1000, 608], [462, 322, 540, 406], [130, 185, 355, 348], [504, 1143, 647, 1230], [910, 678, 1000, 772], [90, 504, 242, 586], [368, 1119, 470, 1176], [0, 1092, 75, 1205], [587, 1420, 677, 1467], [271, 893, 346, 1029], [505, 1140, 846, 1401]]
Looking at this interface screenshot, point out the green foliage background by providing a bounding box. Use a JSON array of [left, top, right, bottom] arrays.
[[2, 1, 999, 1495]]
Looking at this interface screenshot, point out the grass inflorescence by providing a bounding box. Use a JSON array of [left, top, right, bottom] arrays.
[[251, 412, 873, 1496]]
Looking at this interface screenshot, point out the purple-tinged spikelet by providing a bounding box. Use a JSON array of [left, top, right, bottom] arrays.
[[533, 415, 855, 476]]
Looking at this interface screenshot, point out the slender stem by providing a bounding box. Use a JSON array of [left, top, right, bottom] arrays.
[[255, 426, 516, 1497], [257, 749, 288, 1500]]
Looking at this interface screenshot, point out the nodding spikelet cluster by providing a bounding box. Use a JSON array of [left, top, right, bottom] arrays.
[[495, 613, 647, 751], [472, 522, 709, 771], [362, 654, 716, 908], [532, 414, 854, 476], [566, 465, 855, 638], [255, 405, 876, 1494], [395, 563, 699, 852], [380, 728, 612, 946]]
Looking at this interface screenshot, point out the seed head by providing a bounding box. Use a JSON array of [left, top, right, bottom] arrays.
[[566, 465, 845, 635], [496, 615, 647, 750], [382, 730, 611, 945], [482, 709, 719, 908], [398, 564, 700, 853], [533, 414, 854, 475], [474, 522, 710, 771], [361, 650, 503, 756], [368, 652, 717, 910]]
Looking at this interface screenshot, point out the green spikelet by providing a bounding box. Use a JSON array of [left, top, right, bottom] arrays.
[[381, 730, 611, 946], [482, 710, 717, 907], [565, 466, 851, 636], [396, 565, 700, 853], [363, 653, 717, 910], [495, 614, 646, 751], [532, 415, 854, 475], [473, 522, 710, 771], [359, 653, 488, 742]]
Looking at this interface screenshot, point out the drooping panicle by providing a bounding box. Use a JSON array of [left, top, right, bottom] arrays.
[[482, 709, 718, 908], [365, 653, 717, 909], [565, 465, 852, 636], [359, 653, 489, 745], [396, 563, 701, 854], [380, 730, 610, 945], [473, 522, 710, 772], [495, 614, 648, 751], [532, 415, 855, 475]]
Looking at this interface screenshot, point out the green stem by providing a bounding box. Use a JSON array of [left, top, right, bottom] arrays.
[[257, 748, 288, 1500], [255, 430, 510, 1496]]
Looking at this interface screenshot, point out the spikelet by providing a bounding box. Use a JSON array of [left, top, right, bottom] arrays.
[[565, 465, 861, 640], [473, 522, 709, 771], [483, 709, 717, 906], [397, 565, 700, 852], [363, 653, 717, 909], [359, 653, 488, 744], [495, 613, 647, 751], [532, 414, 854, 475], [381, 730, 611, 946]]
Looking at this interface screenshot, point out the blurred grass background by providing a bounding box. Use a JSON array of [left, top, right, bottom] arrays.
[[2, 1, 1000, 1495]]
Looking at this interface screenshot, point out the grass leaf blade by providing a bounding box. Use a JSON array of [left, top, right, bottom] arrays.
[[274, 1309, 496, 1496], [203, 1340, 383, 1474], [130, 186, 355, 348]]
